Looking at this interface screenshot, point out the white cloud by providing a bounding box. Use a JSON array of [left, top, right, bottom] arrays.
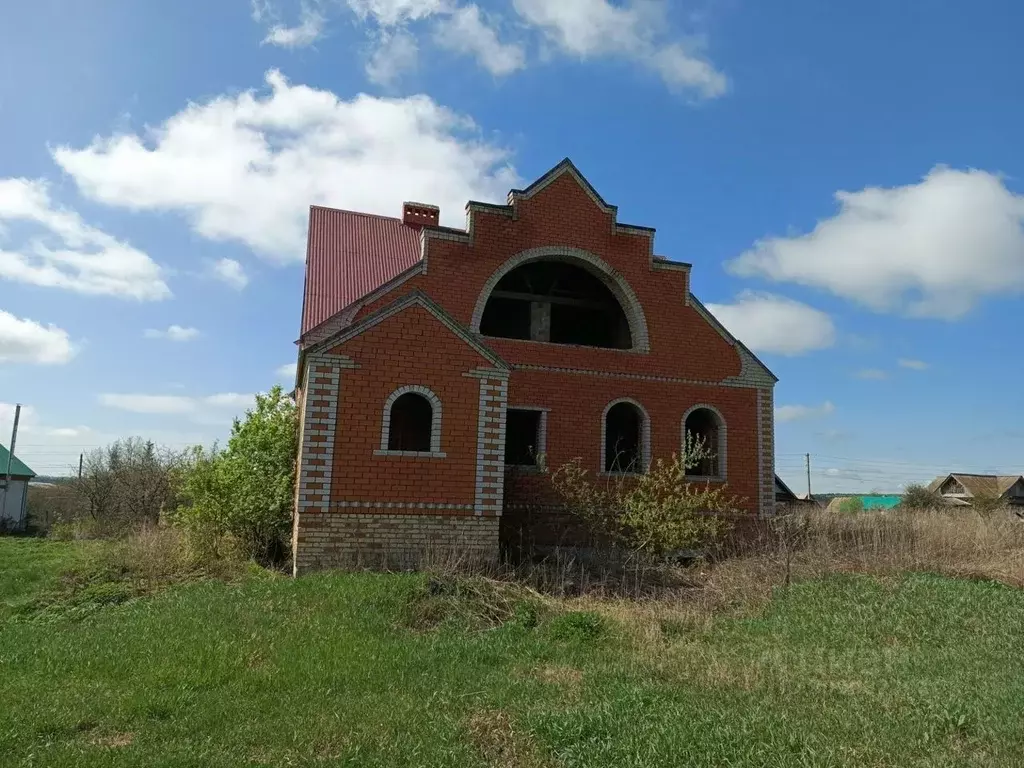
[[99, 394, 195, 415], [728, 167, 1024, 319], [276, 362, 298, 380], [856, 368, 888, 380], [46, 427, 88, 438], [0, 402, 37, 434], [366, 28, 420, 85], [347, 0, 448, 26], [434, 5, 526, 76], [144, 325, 200, 342], [99, 392, 256, 425], [209, 258, 249, 290], [53, 70, 518, 262], [0, 178, 169, 300], [263, 5, 325, 47], [898, 358, 929, 371], [0, 310, 75, 364], [776, 401, 835, 423], [251, 0, 274, 22], [705, 292, 835, 356], [824, 467, 865, 482], [512, 0, 727, 97]]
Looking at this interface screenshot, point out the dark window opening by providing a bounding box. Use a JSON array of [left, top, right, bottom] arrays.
[[684, 408, 720, 477], [505, 409, 542, 466], [605, 402, 643, 473], [480, 261, 632, 349], [941, 478, 965, 495], [388, 393, 433, 452]]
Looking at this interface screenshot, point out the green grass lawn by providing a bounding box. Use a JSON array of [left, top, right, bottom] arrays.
[[1, 537, 1022, 767]]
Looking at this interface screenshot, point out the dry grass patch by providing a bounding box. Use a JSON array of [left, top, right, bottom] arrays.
[[532, 664, 584, 688], [465, 710, 552, 768], [89, 732, 134, 748], [783, 508, 1024, 586]]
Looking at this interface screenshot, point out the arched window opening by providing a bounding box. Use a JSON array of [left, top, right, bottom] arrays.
[[604, 402, 644, 473], [480, 261, 632, 349], [684, 408, 722, 477], [388, 393, 433, 452]]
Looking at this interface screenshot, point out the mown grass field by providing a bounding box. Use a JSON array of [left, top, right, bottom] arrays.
[[1, 536, 1023, 767]]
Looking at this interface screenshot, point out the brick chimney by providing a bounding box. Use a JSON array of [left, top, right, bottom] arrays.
[[402, 201, 440, 229]]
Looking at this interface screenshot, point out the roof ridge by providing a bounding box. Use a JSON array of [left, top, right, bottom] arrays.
[[310, 205, 404, 224]]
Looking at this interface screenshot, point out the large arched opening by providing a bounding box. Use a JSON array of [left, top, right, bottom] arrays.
[[472, 249, 649, 351]]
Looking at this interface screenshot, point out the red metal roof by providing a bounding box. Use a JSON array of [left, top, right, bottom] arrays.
[[301, 206, 423, 337]]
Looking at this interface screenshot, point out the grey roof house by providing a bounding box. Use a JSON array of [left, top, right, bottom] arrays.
[[926, 473, 1024, 507]]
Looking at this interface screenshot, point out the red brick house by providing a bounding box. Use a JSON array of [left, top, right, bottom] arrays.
[[291, 159, 777, 574]]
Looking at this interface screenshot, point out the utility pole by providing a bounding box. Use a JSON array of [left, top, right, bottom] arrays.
[[805, 452, 813, 499], [78, 453, 84, 480], [1, 403, 22, 524]]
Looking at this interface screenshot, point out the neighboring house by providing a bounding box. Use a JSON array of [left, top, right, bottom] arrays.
[[291, 159, 778, 574], [775, 475, 812, 506], [926, 473, 1024, 507], [0, 443, 35, 531]]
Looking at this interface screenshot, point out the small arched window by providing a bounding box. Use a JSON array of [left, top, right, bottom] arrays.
[[602, 399, 649, 474], [380, 386, 443, 456], [683, 406, 725, 479]]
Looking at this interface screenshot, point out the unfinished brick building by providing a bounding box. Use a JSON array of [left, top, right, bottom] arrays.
[[292, 160, 777, 574]]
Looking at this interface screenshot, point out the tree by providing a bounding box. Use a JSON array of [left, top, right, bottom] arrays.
[[176, 387, 297, 563], [899, 483, 940, 510], [72, 437, 183, 532]]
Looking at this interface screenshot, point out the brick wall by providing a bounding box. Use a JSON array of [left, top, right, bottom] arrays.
[[324, 305, 489, 505], [294, 512, 499, 572]]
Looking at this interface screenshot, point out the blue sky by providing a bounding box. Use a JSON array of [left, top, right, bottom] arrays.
[[1, 0, 1023, 492]]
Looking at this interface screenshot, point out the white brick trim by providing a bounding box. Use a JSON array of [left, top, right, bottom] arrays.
[[510, 363, 771, 390], [469, 246, 651, 353], [308, 291, 508, 370], [757, 388, 776, 518], [600, 397, 651, 475], [681, 404, 727, 482], [381, 385, 443, 454], [374, 450, 447, 458], [474, 375, 508, 516], [331, 501, 472, 510]]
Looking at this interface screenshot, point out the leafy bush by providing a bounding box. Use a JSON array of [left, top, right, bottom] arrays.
[[175, 386, 297, 564], [837, 497, 865, 515], [551, 452, 737, 560], [899, 484, 940, 510]]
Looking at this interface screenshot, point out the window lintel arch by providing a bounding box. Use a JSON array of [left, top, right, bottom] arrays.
[[681, 404, 726, 480], [601, 397, 651, 474], [379, 385, 444, 456]]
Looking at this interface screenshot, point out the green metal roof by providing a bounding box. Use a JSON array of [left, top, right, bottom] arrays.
[[0, 444, 35, 478]]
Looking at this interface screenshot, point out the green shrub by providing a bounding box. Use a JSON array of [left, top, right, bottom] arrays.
[[175, 386, 297, 564], [551, 452, 737, 559], [837, 497, 865, 515], [900, 484, 940, 510]]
